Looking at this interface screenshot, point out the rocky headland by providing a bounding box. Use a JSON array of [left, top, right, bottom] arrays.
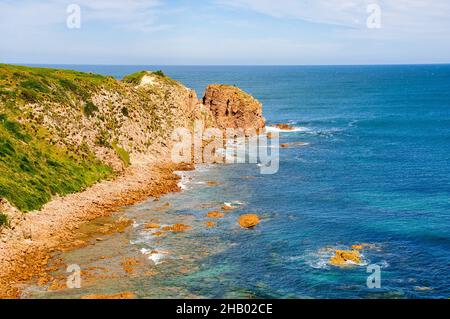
[[0, 65, 265, 298]]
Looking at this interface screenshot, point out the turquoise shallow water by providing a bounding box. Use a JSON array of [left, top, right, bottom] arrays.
[[29, 65, 450, 298]]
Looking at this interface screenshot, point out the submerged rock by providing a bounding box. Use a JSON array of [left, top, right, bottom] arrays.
[[82, 292, 135, 299], [145, 223, 161, 230], [414, 286, 433, 291], [162, 224, 192, 233], [122, 257, 140, 274], [280, 142, 308, 149], [222, 204, 236, 211], [206, 181, 220, 187], [274, 124, 295, 131], [205, 221, 216, 228], [238, 214, 260, 228], [351, 243, 372, 251], [206, 211, 224, 218]]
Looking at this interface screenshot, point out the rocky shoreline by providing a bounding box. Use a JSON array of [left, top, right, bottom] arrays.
[[0, 65, 266, 299], [0, 158, 193, 298]]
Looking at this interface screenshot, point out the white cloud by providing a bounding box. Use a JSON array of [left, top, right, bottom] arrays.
[[1, 0, 449, 64], [217, 0, 450, 35], [0, 0, 166, 31]]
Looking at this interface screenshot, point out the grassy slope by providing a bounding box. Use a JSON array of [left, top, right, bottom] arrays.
[[0, 65, 119, 212]]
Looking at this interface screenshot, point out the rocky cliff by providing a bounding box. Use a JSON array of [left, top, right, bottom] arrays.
[[0, 65, 264, 216], [203, 84, 265, 134], [0, 65, 267, 298]]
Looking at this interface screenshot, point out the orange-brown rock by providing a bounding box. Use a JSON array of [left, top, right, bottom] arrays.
[[275, 124, 295, 131], [205, 221, 216, 228], [330, 250, 362, 267], [171, 224, 192, 232], [122, 257, 140, 274], [203, 84, 265, 134], [162, 224, 192, 233], [222, 204, 236, 211], [351, 243, 371, 251], [82, 292, 135, 299], [145, 223, 161, 230], [206, 181, 220, 187], [206, 211, 224, 218], [238, 214, 260, 228]]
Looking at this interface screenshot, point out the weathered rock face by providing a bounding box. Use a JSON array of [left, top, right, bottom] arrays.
[[202, 84, 265, 134]]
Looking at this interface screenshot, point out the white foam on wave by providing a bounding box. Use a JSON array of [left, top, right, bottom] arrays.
[[174, 171, 191, 190], [265, 125, 311, 133], [148, 253, 165, 265], [140, 248, 168, 265], [224, 200, 244, 207], [303, 246, 370, 270]]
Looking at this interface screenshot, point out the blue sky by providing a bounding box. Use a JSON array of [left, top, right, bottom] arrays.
[[1, 0, 449, 65]]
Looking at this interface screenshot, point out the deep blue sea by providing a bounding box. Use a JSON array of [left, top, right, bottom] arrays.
[[29, 65, 450, 299]]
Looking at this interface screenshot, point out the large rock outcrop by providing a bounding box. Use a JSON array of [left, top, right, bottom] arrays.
[[202, 84, 265, 134]]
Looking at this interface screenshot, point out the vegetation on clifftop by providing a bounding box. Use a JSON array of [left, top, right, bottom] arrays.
[[0, 64, 116, 107], [0, 212, 8, 227], [0, 112, 112, 212], [0, 64, 199, 213], [0, 65, 125, 212], [122, 70, 179, 86]]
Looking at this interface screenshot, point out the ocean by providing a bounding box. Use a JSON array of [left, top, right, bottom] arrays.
[[26, 65, 450, 299]]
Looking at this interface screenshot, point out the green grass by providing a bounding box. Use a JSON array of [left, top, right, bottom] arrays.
[[0, 64, 184, 213], [122, 71, 148, 85], [122, 70, 178, 86], [113, 142, 131, 167], [0, 64, 116, 107], [82, 101, 99, 117], [0, 113, 113, 212], [0, 212, 8, 227], [153, 70, 166, 77]]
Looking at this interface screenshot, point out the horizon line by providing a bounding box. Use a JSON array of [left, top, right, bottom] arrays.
[[4, 62, 450, 68]]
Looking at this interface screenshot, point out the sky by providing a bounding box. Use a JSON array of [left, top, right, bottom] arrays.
[[1, 0, 449, 65]]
